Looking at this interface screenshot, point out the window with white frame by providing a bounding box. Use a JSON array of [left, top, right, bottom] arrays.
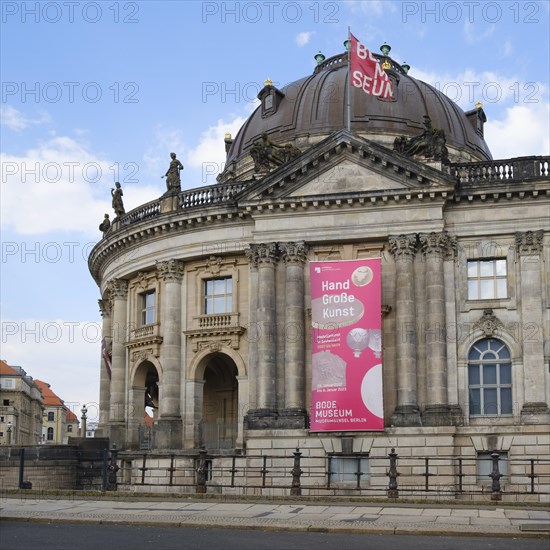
[[139, 290, 156, 326], [468, 338, 512, 416], [47, 412, 54, 421], [329, 455, 370, 483], [476, 451, 508, 481], [204, 277, 233, 314], [467, 259, 507, 300]]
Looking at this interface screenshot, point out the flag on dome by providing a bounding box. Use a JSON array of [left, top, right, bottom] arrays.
[[349, 33, 393, 100]]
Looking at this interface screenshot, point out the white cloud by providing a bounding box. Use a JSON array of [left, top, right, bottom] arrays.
[[296, 31, 315, 47], [1, 135, 160, 236], [464, 21, 496, 44], [485, 102, 550, 159], [1, 106, 51, 131], [410, 67, 548, 112], [185, 113, 252, 185], [1, 319, 101, 421]]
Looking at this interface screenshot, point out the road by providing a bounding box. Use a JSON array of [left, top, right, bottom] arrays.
[[1, 522, 547, 550]]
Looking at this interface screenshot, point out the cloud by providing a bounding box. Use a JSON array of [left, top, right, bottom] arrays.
[[410, 67, 548, 112], [1, 135, 160, 236], [184, 113, 253, 185], [1, 106, 51, 131], [485, 102, 550, 158], [296, 31, 315, 47], [1, 319, 101, 421], [464, 21, 496, 44]]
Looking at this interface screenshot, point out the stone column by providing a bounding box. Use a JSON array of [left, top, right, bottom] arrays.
[[389, 235, 421, 426], [419, 231, 453, 425], [107, 278, 128, 448], [279, 241, 308, 428], [244, 243, 278, 428], [516, 231, 549, 422], [245, 247, 259, 413], [96, 298, 112, 437], [156, 259, 184, 448]]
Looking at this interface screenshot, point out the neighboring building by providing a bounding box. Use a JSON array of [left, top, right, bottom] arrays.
[[85, 420, 98, 438], [35, 380, 79, 445], [0, 360, 43, 445], [88, 47, 549, 496]]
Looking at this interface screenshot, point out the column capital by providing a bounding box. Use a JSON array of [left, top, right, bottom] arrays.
[[156, 259, 185, 282], [515, 230, 544, 256], [419, 231, 456, 259], [280, 241, 308, 264], [388, 234, 417, 261], [98, 298, 111, 317], [107, 278, 128, 299], [246, 242, 278, 266]]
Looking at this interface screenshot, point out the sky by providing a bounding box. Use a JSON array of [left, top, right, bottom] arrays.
[[1, 0, 549, 425]]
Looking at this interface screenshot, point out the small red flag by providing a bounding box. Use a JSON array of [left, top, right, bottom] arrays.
[[350, 34, 393, 100]]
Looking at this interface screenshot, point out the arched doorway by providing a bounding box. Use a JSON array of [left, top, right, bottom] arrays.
[[200, 353, 238, 449], [131, 360, 160, 449]]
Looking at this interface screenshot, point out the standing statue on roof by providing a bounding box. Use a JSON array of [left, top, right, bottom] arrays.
[[111, 182, 125, 219], [163, 152, 184, 192]]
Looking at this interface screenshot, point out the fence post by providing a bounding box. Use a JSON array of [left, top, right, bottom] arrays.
[[290, 448, 302, 496], [108, 445, 119, 491], [387, 448, 399, 498], [490, 450, 502, 501], [196, 449, 207, 494]]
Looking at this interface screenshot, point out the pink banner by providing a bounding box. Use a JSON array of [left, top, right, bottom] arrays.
[[310, 259, 384, 431]]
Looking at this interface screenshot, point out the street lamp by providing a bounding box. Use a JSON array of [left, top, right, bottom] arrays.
[[7, 421, 12, 445], [81, 404, 88, 438]]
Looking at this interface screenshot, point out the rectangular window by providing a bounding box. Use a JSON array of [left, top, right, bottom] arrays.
[[47, 412, 54, 421], [467, 259, 507, 300], [67, 425, 73, 432], [2, 379, 14, 389], [204, 278, 233, 314], [3, 399, 9, 406], [329, 455, 369, 484], [477, 451, 508, 481], [140, 290, 156, 326]]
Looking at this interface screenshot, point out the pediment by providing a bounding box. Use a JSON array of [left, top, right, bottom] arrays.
[[288, 157, 409, 197], [236, 130, 456, 202]]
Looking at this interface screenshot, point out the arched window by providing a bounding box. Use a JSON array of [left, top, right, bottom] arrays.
[[47, 427, 54, 441], [468, 338, 512, 416]]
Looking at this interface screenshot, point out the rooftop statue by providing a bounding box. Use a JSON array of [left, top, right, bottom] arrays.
[[111, 182, 125, 219], [250, 131, 301, 173], [99, 213, 111, 236], [163, 152, 184, 192], [393, 115, 450, 163]]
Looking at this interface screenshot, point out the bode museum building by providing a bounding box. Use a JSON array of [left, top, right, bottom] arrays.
[[88, 46, 549, 498]]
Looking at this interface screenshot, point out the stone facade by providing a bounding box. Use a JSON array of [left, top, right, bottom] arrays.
[[88, 53, 550, 501]]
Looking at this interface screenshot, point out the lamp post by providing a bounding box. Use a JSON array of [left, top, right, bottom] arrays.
[[7, 421, 13, 445], [81, 404, 88, 438]]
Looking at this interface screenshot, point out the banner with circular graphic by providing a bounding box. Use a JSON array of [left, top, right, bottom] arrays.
[[310, 259, 384, 431]]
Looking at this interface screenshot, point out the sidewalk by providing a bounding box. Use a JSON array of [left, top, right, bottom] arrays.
[[1, 496, 549, 538]]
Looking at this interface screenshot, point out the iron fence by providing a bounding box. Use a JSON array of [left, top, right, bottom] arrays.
[[115, 449, 550, 501]]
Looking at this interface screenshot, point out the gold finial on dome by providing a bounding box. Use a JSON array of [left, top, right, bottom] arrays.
[[475, 101, 483, 110], [264, 78, 273, 87]]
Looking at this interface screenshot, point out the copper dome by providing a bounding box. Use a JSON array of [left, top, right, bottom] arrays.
[[225, 52, 492, 174]]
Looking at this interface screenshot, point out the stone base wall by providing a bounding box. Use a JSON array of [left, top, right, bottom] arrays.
[[119, 426, 550, 503]]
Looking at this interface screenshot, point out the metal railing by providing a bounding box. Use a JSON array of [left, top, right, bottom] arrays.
[[115, 449, 550, 501]]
